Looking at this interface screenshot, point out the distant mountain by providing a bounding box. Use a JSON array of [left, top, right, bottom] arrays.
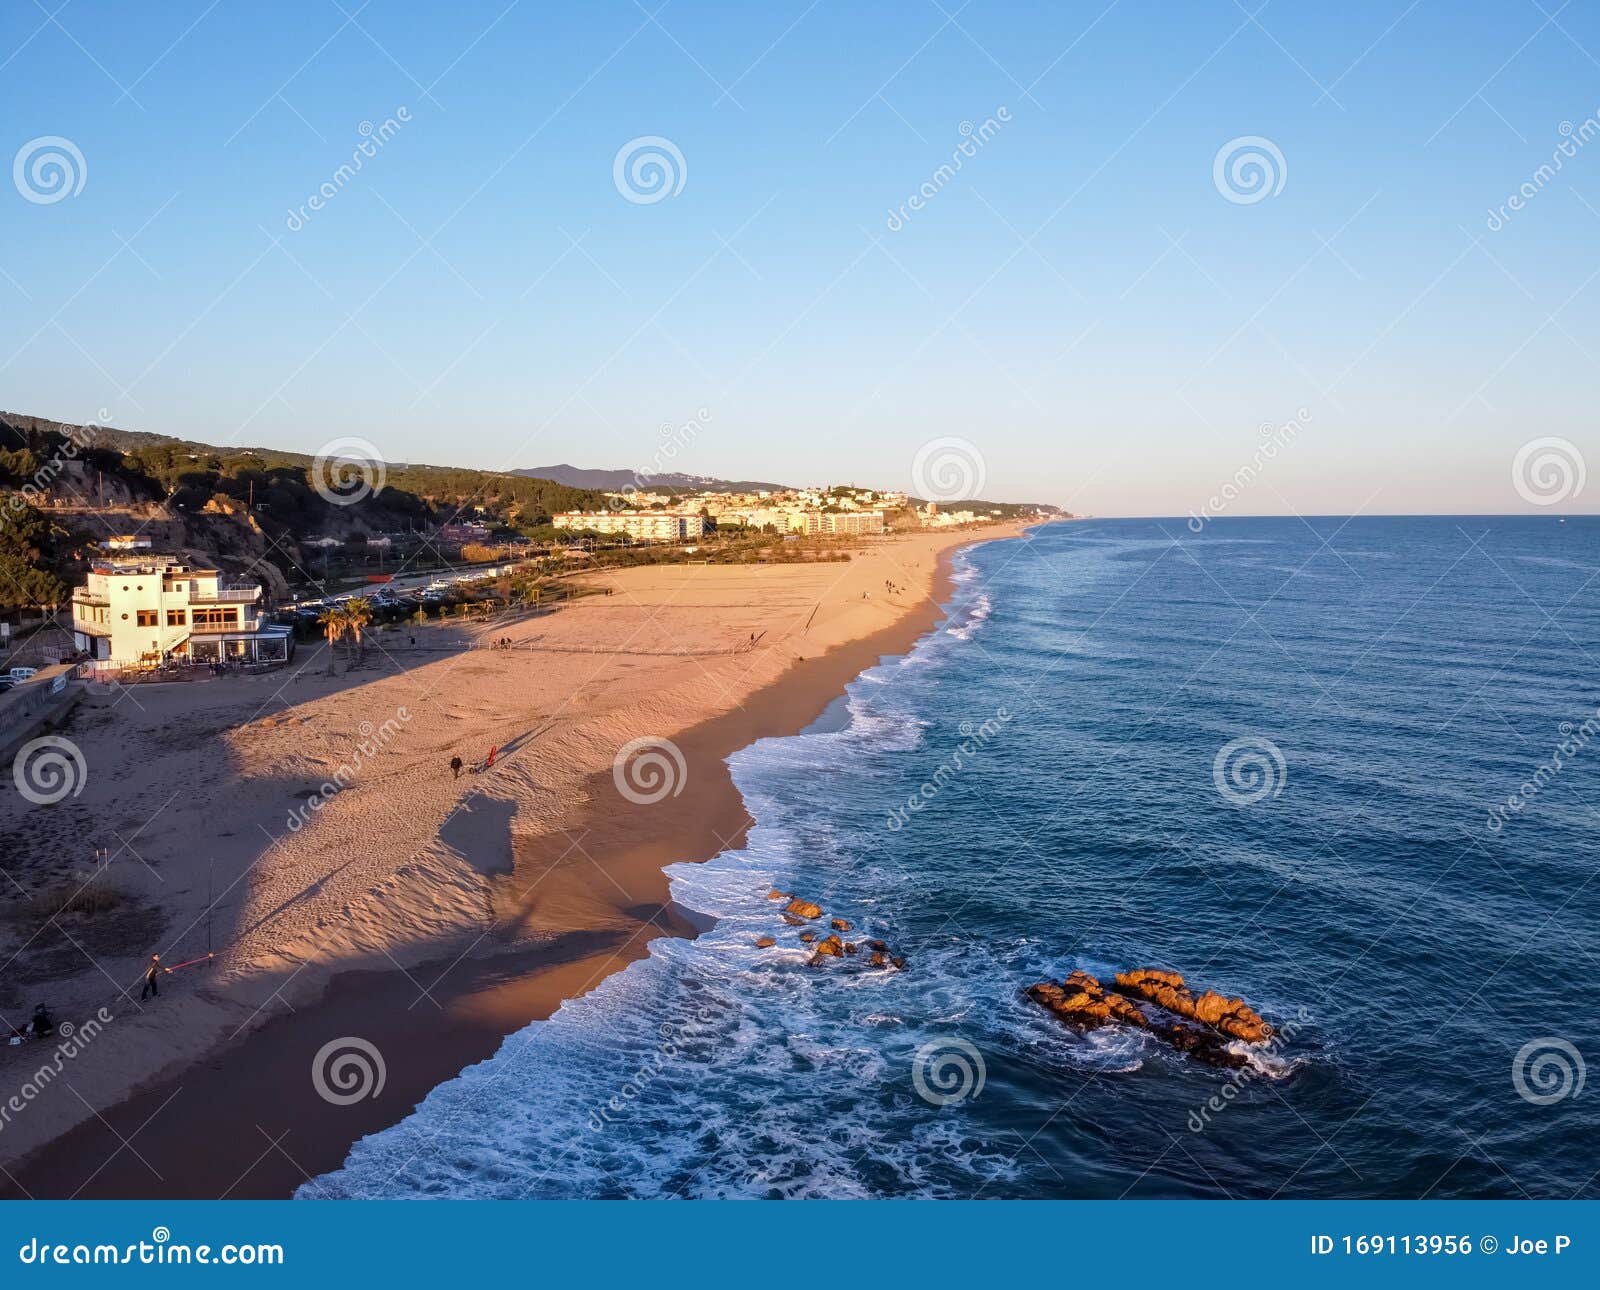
[[514, 463, 793, 494]]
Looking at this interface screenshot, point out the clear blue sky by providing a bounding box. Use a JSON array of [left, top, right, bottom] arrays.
[[2, 1, 1596, 515]]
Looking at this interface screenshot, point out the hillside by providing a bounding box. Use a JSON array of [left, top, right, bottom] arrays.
[[0, 412, 609, 609], [515, 463, 793, 493]]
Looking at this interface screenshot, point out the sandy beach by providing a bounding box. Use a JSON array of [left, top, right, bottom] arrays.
[[0, 522, 1028, 1198]]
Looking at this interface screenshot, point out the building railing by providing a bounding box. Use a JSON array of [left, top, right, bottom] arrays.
[[190, 585, 261, 603], [190, 618, 260, 634]]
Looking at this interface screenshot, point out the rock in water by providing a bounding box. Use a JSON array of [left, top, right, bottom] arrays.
[[754, 936, 776, 948], [815, 934, 843, 957], [1027, 968, 1271, 1069], [767, 889, 791, 901], [1112, 969, 1272, 1043], [1025, 972, 1146, 1029], [830, 918, 851, 931], [784, 897, 823, 919]]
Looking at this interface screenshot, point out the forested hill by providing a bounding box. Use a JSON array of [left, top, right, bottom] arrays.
[[0, 411, 609, 609], [0, 413, 607, 522]]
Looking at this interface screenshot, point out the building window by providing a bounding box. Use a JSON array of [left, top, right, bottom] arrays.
[[191, 606, 240, 627], [136, 610, 159, 627], [166, 609, 186, 626]]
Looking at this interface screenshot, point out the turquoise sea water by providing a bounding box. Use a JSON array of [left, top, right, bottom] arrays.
[[304, 517, 1599, 1199]]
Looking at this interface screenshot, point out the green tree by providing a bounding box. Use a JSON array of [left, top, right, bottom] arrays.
[[318, 605, 349, 675], [0, 496, 68, 610], [343, 597, 373, 664]]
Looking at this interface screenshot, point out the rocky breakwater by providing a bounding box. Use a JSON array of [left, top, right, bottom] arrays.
[[1026, 968, 1274, 1069], [762, 890, 907, 970]]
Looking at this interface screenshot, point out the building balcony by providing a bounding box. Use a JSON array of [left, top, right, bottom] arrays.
[[190, 618, 261, 634], [188, 584, 261, 603]]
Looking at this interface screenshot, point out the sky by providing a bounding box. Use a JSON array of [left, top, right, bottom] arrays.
[[1, 0, 1596, 516]]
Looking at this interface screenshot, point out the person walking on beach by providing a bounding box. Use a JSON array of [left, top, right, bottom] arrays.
[[486, 745, 497, 770], [450, 755, 463, 780], [140, 954, 167, 1000]]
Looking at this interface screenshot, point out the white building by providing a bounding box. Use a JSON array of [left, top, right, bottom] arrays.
[[552, 511, 707, 542], [787, 510, 886, 535], [71, 553, 293, 667]]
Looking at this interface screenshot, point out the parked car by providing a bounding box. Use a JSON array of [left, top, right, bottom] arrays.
[[7, 667, 37, 682]]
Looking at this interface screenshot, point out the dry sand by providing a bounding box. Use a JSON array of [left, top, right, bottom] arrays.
[[0, 522, 1029, 1196]]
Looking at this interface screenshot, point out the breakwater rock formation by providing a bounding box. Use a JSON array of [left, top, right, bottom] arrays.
[[1027, 968, 1274, 1069]]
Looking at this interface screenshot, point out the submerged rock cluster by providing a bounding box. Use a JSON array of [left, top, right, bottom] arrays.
[[1026, 967, 1273, 1069], [761, 890, 907, 970]]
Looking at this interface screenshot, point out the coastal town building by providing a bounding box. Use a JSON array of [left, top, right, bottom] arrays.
[[552, 511, 708, 541], [437, 521, 493, 545], [815, 510, 886, 535], [70, 549, 293, 667], [786, 510, 886, 535]]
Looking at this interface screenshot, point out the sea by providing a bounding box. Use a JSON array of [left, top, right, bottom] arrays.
[[302, 516, 1600, 1200]]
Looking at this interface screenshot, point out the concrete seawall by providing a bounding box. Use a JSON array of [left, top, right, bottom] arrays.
[[0, 663, 84, 766]]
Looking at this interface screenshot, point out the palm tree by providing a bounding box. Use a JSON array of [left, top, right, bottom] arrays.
[[318, 606, 348, 675], [343, 597, 373, 666]]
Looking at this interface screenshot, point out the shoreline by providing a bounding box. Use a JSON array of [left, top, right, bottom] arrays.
[[7, 525, 1028, 1199]]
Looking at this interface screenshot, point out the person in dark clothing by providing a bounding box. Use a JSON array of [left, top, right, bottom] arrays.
[[30, 1004, 53, 1039], [450, 755, 463, 780], [140, 954, 167, 1000]]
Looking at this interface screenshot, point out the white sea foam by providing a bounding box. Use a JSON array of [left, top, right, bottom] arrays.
[[946, 592, 992, 640]]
